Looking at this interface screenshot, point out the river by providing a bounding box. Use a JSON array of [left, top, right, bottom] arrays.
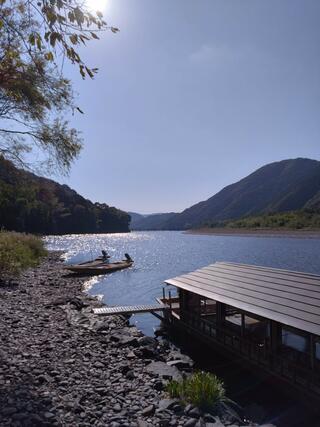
[[45, 231, 320, 336]]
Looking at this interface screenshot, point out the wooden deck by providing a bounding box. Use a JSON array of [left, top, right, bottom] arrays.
[[93, 304, 166, 316]]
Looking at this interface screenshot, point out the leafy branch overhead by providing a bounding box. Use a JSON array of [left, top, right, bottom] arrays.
[[3, 0, 119, 78], [0, 0, 118, 173]]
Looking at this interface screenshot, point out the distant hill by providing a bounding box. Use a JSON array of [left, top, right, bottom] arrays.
[[0, 157, 130, 234], [129, 212, 177, 230], [164, 158, 320, 230]]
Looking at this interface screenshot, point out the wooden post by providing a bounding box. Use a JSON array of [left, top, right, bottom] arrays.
[[310, 334, 315, 371], [241, 313, 246, 337], [270, 320, 282, 367], [216, 302, 226, 340]]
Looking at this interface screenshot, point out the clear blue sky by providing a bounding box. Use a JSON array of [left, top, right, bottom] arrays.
[[60, 0, 320, 214]]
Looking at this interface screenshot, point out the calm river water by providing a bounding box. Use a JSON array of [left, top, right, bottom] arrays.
[[45, 231, 320, 336]]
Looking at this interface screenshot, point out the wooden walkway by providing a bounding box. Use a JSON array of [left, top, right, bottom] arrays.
[[93, 304, 166, 316]]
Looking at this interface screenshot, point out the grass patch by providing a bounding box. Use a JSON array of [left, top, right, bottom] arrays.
[[0, 231, 47, 278], [166, 371, 226, 412]]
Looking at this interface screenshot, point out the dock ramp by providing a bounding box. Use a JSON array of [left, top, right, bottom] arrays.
[[93, 304, 167, 316]]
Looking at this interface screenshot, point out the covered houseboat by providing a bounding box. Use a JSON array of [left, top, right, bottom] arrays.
[[158, 261, 320, 400]]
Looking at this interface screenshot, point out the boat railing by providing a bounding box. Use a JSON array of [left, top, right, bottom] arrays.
[[170, 308, 320, 397]]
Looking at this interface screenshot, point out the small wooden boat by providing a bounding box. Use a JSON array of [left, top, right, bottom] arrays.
[[64, 253, 134, 275]]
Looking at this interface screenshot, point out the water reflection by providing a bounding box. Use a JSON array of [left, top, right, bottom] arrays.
[[45, 231, 320, 335]]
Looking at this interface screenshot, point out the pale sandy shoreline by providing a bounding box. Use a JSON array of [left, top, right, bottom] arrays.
[[185, 227, 320, 239]]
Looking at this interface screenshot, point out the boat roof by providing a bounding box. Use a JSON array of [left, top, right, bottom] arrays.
[[165, 262, 320, 336]]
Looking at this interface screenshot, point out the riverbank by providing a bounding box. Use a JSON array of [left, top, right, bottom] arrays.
[[0, 252, 262, 427], [186, 228, 320, 239]]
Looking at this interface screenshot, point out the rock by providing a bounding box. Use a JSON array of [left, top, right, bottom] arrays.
[[119, 336, 138, 347], [172, 403, 183, 414], [158, 399, 179, 411], [137, 420, 152, 427], [184, 419, 197, 427], [145, 361, 182, 381], [126, 370, 135, 380], [159, 419, 171, 427], [44, 411, 55, 419], [94, 361, 105, 368], [1, 407, 16, 416], [208, 418, 225, 427], [189, 407, 201, 418], [167, 359, 193, 370], [138, 336, 157, 347], [113, 403, 122, 412], [184, 404, 194, 414], [127, 351, 136, 359], [154, 379, 164, 391], [141, 404, 155, 417], [203, 413, 216, 422]]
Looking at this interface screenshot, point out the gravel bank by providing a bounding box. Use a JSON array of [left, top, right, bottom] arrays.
[[0, 252, 272, 427]]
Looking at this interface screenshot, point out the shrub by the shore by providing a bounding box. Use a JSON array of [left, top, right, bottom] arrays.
[[0, 231, 47, 278], [166, 371, 226, 412]]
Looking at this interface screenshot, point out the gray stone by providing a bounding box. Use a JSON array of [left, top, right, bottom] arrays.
[[195, 418, 206, 427], [113, 403, 122, 412], [145, 361, 182, 381], [189, 407, 201, 418], [137, 420, 152, 427], [184, 419, 197, 427], [141, 404, 155, 417], [138, 336, 157, 347], [167, 360, 193, 369], [158, 399, 178, 411]]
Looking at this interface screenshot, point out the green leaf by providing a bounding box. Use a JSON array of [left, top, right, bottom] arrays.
[[29, 33, 35, 46]]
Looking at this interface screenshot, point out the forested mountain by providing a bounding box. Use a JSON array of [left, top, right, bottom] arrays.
[[164, 158, 320, 230], [0, 157, 130, 234], [129, 212, 177, 230]]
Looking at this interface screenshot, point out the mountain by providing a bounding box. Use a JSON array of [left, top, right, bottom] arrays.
[[129, 212, 177, 230], [128, 212, 148, 229], [164, 158, 320, 230], [0, 157, 130, 234]]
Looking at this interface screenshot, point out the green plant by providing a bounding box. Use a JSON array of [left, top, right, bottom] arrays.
[[166, 371, 226, 412], [0, 231, 47, 278]]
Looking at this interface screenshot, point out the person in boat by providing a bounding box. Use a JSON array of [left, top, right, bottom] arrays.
[[124, 253, 133, 263], [101, 250, 110, 263]]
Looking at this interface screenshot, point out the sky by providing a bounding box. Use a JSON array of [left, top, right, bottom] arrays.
[[58, 0, 320, 214]]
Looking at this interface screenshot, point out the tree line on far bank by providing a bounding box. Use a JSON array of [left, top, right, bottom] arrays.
[[203, 209, 320, 230], [0, 157, 130, 234]]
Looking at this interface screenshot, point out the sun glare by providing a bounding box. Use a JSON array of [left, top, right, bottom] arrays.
[[86, 0, 109, 14]]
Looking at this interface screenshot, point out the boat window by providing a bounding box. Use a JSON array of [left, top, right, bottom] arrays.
[[282, 327, 308, 353]]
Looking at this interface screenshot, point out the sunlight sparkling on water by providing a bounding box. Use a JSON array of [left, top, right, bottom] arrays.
[[45, 231, 320, 335]]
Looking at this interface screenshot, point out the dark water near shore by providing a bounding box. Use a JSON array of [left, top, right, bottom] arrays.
[[45, 231, 320, 426], [45, 231, 320, 336]]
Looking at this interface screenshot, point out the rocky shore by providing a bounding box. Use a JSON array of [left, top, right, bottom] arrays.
[[0, 253, 273, 427]]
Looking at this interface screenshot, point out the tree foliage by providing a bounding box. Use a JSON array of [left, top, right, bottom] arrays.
[[204, 209, 320, 230], [0, 156, 130, 234], [0, 0, 117, 173]]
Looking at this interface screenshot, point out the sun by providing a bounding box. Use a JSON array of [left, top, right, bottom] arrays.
[[86, 0, 109, 14]]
